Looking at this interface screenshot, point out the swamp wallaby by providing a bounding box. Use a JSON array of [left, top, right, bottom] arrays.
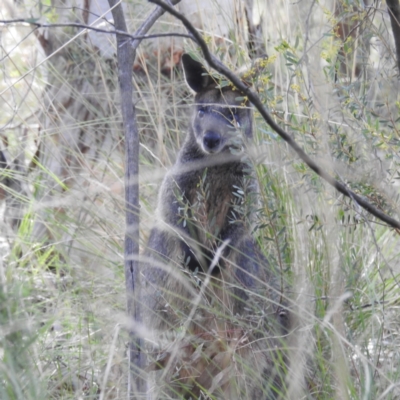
[[139, 54, 289, 399]]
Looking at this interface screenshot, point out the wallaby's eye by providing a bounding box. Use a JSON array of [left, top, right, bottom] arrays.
[[198, 107, 206, 118], [227, 108, 238, 121], [227, 108, 240, 126]]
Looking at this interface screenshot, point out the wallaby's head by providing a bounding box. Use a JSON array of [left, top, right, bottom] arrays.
[[182, 54, 252, 155]]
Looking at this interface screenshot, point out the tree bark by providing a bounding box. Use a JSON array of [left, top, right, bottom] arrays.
[[107, 0, 143, 396], [108, 0, 181, 396], [387, 0, 400, 75]]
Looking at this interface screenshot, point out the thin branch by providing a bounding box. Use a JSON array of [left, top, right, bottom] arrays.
[[387, 0, 400, 75], [131, 0, 181, 51], [150, 0, 400, 231], [107, 0, 180, 396], [0, 19, 190, 41], [106, 0, 141, 396]]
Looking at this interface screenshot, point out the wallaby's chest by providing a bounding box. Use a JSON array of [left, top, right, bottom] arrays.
[[176, 164, 245, 239]]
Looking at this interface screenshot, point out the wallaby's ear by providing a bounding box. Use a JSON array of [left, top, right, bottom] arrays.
[[182, 54, 211, 93]]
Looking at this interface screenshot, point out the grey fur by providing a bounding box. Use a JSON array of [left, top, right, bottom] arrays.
[[139, 54, 288, 399]]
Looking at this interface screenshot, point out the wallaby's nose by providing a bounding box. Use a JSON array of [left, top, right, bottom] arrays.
[[203, 131, 221, 152]]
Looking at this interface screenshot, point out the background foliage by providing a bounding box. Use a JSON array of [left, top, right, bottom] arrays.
[[0, 0, 400, 398]]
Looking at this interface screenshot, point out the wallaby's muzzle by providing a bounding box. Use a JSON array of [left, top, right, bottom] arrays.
[[202, 131, 222, 153]]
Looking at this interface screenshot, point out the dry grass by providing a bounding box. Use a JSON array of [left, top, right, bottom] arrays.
[[0, 0, 399, 398]]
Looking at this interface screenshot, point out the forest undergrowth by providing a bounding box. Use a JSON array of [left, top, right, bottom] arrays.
[[0, 0, 400, 398]]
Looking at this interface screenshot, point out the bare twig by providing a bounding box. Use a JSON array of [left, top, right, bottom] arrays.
[[0, 19, 190, 41], [150, 0, 400, 231], [387, 0, 400, 75], [131, 0, 180, 51]]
